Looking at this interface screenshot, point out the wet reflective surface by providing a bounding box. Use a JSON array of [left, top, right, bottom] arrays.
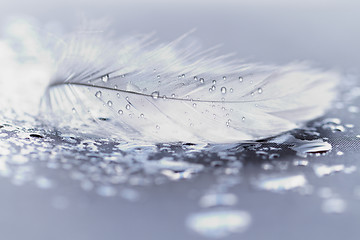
[[1, 92, 360, 239]]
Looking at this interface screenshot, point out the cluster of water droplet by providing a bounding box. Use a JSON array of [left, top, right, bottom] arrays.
[[1, 87, 360, 238]]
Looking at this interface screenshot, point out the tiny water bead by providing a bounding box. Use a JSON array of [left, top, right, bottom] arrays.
[[212, 80, 217, 85], [101, 74, 109, 83], [107, 101, 113, 107], [194, 76, 198, 81], [95, 91, 102, 98], [199, 193, 238, 208], [322, 198, 347, 214], [348, 106, 359, 113], [255, 174, 307, 192], [239, 76, 243, 82], [258, 88, 263, 94], [118, 110, 123, 115], [151, 91, 160, 99], [221, 87, 227, 94], [199, 78, 204, 84], [125, 104, 131, 110], [186, 210, 252, 238], [223, 76, 226, 80]]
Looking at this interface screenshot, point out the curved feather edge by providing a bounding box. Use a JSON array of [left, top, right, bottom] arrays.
[[40, 29, 341, 144]]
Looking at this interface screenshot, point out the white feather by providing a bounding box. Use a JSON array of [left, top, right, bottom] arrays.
[[41, 29, 340, 143]]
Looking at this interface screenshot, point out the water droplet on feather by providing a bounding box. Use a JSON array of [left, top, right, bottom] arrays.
[[151, 91, 160, 99], [95, 91, 102, 98], [101, 75, 109, 82]]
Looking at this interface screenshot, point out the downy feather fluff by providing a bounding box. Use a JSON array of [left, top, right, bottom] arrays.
[[41, 29, 340, 144]]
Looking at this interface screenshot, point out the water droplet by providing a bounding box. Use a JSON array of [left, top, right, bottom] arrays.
[[239, 77, 243, 82], [182, 74, 185, 78], [223, 76, 226, 80], [72, 108, 76, 113], [318, 187, 334, 198], [140, 113, 144, 118], [126, 104, 131, 110], [251, 92, 254, 96], [36, 177, 53, 189], [291, 139, 332, 157], [95, 91, 102, 98], [230, 88, 233, 93], [211, 85, 216, 91], [114, 85, 118, 89], [193, 103, 197, 108], [116, 93, 120, 97], [97, 185, 117, 197], [118, 110, 123, 115], [322, 198, 347, 214], [186, 210, 251, 238], [348, 106, 359, 113], [199, 78, 204, 84], [157, 75, 161, 79], [171, 93, 176, 98], [199, 193, 238, 208], [212, 80, 217, 85], [151, 91, 160, 99], [221, 87, 227, 94], [156, 125, 160, 129], [107, 101, 113, 107], [255, 174, 307, 192], [336, 151, 344, 156], [101, 74, 109, 82], [120, 188, 140, 202], [242, 117, 245, 121], [258, 88, 263, 94], [313, 164, 346, 177], [194, 76, 198, 81], [293, 159, 309, 166]]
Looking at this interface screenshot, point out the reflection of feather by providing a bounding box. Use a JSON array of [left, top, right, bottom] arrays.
[[41, 30, 340, 143]]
